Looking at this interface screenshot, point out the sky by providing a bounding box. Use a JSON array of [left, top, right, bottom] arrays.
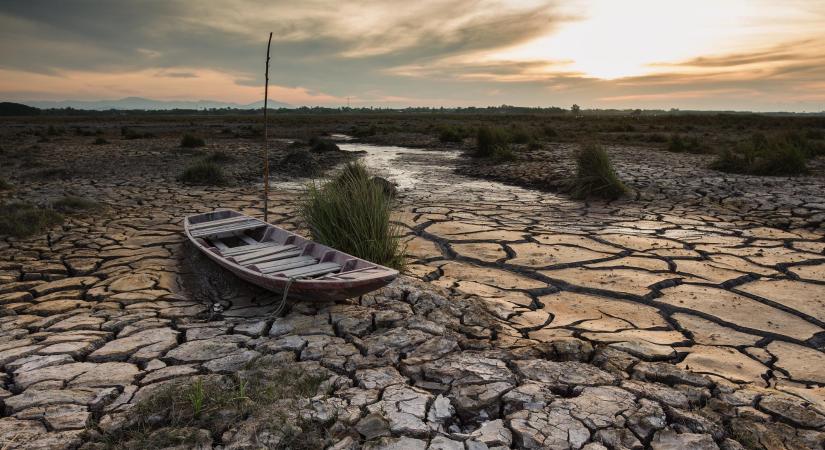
[[1, 0, 824, 111]]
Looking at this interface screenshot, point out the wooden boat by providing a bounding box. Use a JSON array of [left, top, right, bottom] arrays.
[[184, 210, 399, 301]]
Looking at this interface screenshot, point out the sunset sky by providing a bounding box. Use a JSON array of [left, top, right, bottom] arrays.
[[1, 0, 824, 111]]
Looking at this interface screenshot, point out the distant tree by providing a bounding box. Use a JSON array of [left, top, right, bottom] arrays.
[[0, 102, 40, 116], [631, 108, 642, 118], [571, 104, 581, 116]]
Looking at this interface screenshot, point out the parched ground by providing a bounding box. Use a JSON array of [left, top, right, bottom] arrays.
[[0, 126, 824, 449]]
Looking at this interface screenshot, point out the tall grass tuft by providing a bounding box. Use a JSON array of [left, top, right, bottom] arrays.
[[52, 196, 102, 214], [710, 132, 809, 176], [568, 143, 629, 200], [301, 161, 405, 270], [476, 126, 510, 157], [0, 202, 64, 237], [0, 178, 11, 191], [178, 160, 227, 185], [180, 134, 205, 148]]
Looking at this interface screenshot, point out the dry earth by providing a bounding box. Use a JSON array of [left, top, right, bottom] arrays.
[[0, 128, 824, 449]]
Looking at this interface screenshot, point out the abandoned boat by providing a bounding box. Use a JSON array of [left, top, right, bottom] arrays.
[[184, 209, 399, 301]]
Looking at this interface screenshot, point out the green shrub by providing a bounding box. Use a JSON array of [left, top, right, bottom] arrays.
[[96, 363, 329, 449], [302, 161, 405, 270], [178, 160, 226, 185], [52, 196, 102, 213], [93, 137, 109, 145], [711, 133, 809, 176], [121, 126, 154, 140], [308, 136, 340, 153], [508, 125, 533, 144], [438, 125, 465, 143], [568, 143, 629, 200], [0, 178, 11, 191], [543, 126, 558, 138], [805, 129, 824, 140], [31, 168, 73, 180], [204, 150, 235, 163], [180, 134, 206, 148], [282, 148, 319, 175], [0, 202, 64, 237], [476, 126, 510, 157], [667, 134, 704, 153]]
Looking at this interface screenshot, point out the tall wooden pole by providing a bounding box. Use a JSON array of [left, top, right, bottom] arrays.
[[263, 32, 272, 223]]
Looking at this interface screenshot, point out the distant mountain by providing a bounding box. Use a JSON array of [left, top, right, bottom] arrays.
[[21, 97, 290, 110], [0, 102, 40, 116]]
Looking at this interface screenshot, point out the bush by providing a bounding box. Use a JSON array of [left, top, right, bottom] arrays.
[[543, 126, 558, 138], [31, 168, 73, 180], [180, 134, 206, 148], [438, 125, 465, 143], [204, 150, 235, 163], [805, 129, 824, 140], [0, 202, 64, 237], [476, 126, 510, 157], [710, 133, 809, 176], [93, 137, 109, 145], [282, 148, 319, 175], [667, 134, 704, 153], [308, 136, 340, 153], [178, 160, 226, 185], [121, 126, 154, 140], [302, 161, 405, 270], [568, 143, 629, 200], [0, 178, 11, 191], [95, 363, 329, 449], [52, 196, 102, 213]]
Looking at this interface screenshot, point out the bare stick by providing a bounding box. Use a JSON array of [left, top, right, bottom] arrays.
[[263, 32, 272, 223]]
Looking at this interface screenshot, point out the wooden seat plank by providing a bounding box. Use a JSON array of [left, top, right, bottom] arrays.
[[189, 216, 252, 230], [257, 257, 318, 274], [191, 221, 265, 238], [276, 262, 341, 278], [231, 245, 297, 263], [221, 242, 279, 256], [254, 255, 316, 269], [240, 249, 303, 266]]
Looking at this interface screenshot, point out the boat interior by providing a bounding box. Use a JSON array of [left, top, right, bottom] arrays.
[[187, 211, 385, 281]]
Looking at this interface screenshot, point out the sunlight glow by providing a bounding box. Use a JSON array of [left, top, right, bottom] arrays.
[[486, 0, 814, 80]]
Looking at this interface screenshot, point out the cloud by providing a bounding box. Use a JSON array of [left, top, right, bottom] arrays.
[[0, 0, 824, 111]]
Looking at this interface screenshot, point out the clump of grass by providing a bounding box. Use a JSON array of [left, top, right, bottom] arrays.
[[475, 126, 511, 158], [52, 195, 102, 213], [204, 150, 235, 163], [282, 148, 320, 176], [0, 178, 11, 191], [568, 143, 629, 200], [308, 136, 340, 153], [301, 161, 405, 270], [178, 160, 227, 185], [0, 202, 64, 237], [438, 125, 466, 143], [31, 167, 73, 180], [710, 133, 809, 176], [93, 137, 109, 145], [121, 126, 154, 140], [96, 362, 329, 449], [667, 134, 705, 153], [180, 134, 206, 148]]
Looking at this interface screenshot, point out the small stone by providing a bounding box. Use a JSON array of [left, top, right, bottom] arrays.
[[470, 419, 512, 447], [356, 413, 391, 440], [651, 429, 719, 450]]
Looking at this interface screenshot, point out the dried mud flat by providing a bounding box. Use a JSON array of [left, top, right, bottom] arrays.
[[0, 129, 824, 449]]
